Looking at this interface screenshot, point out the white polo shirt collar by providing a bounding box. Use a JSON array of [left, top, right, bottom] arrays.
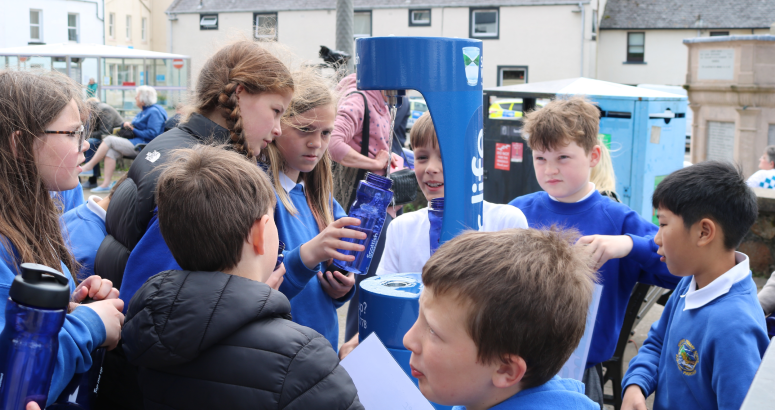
[[548, 183, 597, 203], [86, 195, 106, 222], [681, 251, 749, 310], [279, 172, 304, 194]]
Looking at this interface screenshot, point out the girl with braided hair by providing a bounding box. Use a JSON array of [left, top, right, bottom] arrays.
[[93, 40, 298, 409], [0, 70, 125, 408]]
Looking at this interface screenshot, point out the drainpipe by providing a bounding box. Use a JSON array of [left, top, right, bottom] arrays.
[[167, 13, 176, 53], [573, 3, 585, 77]]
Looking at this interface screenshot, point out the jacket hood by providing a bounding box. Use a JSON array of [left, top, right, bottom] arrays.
[[337, 73, 386, 114], [122, 270, 291, 368]]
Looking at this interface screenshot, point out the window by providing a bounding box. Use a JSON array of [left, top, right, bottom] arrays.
[[141, 17, 147, 41], [626, 32, 645, 62], [30, 10, 42, 42], [710, 31, 729, 37], [470, 8, 498, 39], [199, 14, 218, 30], [409, 9, 431, 26], [497, 66, 528, 86], [254, 13, 277, 38], [67, 13, 79, 42], [126, 15, 132, 41], [354, 11, 371, 38], [108, 13, 115, 38]]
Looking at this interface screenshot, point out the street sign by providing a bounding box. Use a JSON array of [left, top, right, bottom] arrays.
[[173, 59, 184, 69]]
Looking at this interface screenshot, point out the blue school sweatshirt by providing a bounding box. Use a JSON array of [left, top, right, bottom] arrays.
[[622, 267, 768, 410], [509, 191, 681, 368], [119, 212, 319, 312], [61, 200, 107, 279], [274, 181, 354, 351], [451, 376, 598, 410], [51, 184, 85, 213], [0, 238, 106, 407]]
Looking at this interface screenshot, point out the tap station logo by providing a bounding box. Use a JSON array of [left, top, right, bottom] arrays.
[[462, 47, 481, 86]]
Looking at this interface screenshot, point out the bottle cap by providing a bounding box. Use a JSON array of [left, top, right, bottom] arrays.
[[429, 197, 445, 211], [9, 263, 71, 309]]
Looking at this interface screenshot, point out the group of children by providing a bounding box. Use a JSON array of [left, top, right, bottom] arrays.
[[0, 38, 770, 410]]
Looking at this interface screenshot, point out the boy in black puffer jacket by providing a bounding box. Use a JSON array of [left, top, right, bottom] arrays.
[[121, 145, 364, 410]]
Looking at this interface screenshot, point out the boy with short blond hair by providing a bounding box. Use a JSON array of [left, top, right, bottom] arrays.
[[121, 145, 363, 410], [622, 161, 768, 410], [509, 97, 681, 405], [403, 228, 599, 410]]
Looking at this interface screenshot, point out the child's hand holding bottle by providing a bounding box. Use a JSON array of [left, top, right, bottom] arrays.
[[299, 217, 367, 269]]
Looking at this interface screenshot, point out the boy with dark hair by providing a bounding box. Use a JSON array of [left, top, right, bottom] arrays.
[[121, 145, 363, 410], [621, 161, 768, 410], [403, 228, 599, 410], [509, 96, 681, 405]]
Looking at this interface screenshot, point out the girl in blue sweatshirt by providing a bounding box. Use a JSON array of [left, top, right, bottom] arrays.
[[261, 69, 366, 350], [0, 70, 124, 407]]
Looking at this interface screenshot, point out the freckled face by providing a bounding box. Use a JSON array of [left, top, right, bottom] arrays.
[[276, 104, 335, 175], [532, 141, 600, 203]]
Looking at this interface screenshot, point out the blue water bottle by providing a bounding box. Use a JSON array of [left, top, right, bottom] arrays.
[[333, 172, 394, 275], [49, 296, 105, 410], [428, 197, 445, 256], [0, 263, 71, 409]]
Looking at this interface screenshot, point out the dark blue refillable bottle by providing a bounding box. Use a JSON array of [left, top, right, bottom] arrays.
[[334, 172, 394, 275], [0, 263, 71, 410], [275, 240, 286, 271], [428, 197, 445, 256], [49, 296, 105, 410]]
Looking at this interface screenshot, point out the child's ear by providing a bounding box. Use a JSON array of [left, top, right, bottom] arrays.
[[696, 217, 718, 248], [250, 215, 272, 256], [588, 145, 602, 168], [492, 355, 527, 389]]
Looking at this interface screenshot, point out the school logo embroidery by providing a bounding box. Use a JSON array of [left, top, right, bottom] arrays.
[[146, 150, 161, 163], [675, 339, 699, 376]]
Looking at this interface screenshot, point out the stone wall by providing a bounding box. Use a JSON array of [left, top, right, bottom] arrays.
[[740, 188, 775, 276]]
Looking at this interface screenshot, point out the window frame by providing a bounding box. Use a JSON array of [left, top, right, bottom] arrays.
[[253, 12, 277, 39], [409, 9, 431, 27], [141, 17, 148, 41], [108, 12, 115, 39], [496, 65, 528, 86], [67, 13, 79, 43], [30, 9, 42, 42], [626, 32, 645, 63], [469, 7, 499, 39], [354, 10, 372, 38], [126, 15, 132, 41], [199, 13, 218, 30]]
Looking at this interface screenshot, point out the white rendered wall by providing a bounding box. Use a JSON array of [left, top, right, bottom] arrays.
[[170, 5, 598, 89], [597, 28, 770, 86], [0, 0, 104, 48]]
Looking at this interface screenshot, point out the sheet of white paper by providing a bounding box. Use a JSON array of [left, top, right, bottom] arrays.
[[558, 284, 604, 381], [741, 338, 775, 410], [340, 333, 435, 410]]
